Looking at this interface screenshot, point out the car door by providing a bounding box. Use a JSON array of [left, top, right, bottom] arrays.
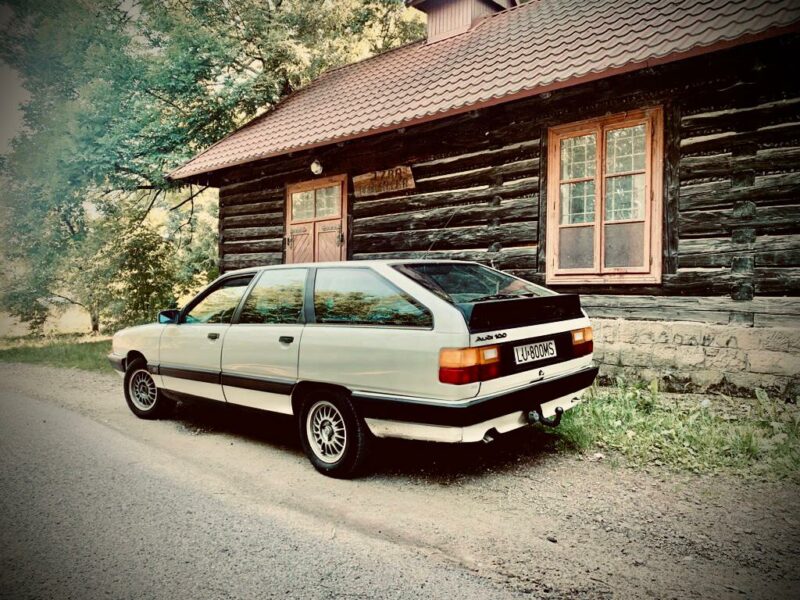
[[220, 268, 308, 414], [298, 266, 440, 398], [159, 274, 255, 401]]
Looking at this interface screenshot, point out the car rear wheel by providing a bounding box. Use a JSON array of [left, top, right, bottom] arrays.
[[124, 357, 174, 419], [298, 389, 370, 478]]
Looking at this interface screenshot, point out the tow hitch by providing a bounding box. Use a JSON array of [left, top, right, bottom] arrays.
[[527, 406, 564, 428]]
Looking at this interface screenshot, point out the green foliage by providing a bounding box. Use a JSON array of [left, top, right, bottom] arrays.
[[0, 0, 421, 334], [167, 199, 220, 296], [314, 291, 433, 327], [1, 0, 422, 191], [558, 380, 800, 480], [88, 226, 178, 329], [239, 283, 304, 324], [0, 339, 112, 372]]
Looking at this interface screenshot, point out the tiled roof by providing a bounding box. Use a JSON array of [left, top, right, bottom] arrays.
[[169, 0, 800, 180]]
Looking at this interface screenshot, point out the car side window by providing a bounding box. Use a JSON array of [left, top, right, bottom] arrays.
[[313, 268, 432, 328], [183, 275, 253, 324], [238, 269, 307, 324]]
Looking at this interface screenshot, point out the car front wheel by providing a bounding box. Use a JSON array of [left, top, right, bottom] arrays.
[[124, 357, 174, 419], [299, 389, 370, 478]]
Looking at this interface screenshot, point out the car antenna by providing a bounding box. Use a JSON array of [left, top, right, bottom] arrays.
[[421, 202, 464, 259]]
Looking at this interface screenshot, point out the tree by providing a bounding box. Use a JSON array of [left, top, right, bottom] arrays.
[[0, 0, 423, 334]]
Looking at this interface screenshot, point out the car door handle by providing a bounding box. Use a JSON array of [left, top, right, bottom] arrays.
[[279, 336, 294, 344], [208, 332, 220, 340]]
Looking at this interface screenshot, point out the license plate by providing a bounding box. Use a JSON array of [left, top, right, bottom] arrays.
[[514, 340, 557, 365]]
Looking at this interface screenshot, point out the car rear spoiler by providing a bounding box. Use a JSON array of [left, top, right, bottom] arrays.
[[456, 294, 584, 333]]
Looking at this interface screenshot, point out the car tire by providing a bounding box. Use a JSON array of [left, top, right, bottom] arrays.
[[124, 357, 175, 420], [298, 389, 371, 479]]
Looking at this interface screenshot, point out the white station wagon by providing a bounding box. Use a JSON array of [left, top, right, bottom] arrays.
[[109, 260, 597, 477]]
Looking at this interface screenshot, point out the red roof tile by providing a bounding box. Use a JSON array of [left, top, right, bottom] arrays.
[[169, 0, 800, 180]]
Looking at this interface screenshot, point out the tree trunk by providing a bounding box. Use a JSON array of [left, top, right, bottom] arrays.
[[90, 311, 100, 334]]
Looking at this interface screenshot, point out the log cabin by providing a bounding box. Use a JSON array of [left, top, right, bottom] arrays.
[[169, 0, 800, 398]]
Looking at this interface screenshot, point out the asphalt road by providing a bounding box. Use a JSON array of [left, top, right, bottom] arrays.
[[0, 386, 520, 600]]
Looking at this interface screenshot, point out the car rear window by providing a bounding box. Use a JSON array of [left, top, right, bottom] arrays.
[[394, 263, 552, 305]]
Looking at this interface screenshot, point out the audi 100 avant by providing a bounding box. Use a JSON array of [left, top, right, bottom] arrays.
[[109, 261, 597, 477]]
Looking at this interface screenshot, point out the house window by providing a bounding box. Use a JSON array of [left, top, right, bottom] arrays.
[[546, 108, 663, 284]]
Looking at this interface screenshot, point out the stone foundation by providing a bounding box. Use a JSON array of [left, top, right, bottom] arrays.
[[591, 318, 800, 400]]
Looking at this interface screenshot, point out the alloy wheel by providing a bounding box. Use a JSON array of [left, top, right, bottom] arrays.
[[128, 369, 157, 411], [306, 400, 347, 464]]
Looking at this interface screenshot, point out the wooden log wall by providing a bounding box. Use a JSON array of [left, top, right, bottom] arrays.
[[678, 92, 800, 299], [215, 34, 800, 306]]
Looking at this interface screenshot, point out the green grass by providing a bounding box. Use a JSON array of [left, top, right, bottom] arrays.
[[558, 379, 800, 480], [0, 339, 112, 372]]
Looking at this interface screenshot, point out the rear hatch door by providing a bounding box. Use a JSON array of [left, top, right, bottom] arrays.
[[461, 294, 590, 391]]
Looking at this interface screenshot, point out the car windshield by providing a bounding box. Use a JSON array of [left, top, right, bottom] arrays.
[[394, 263, 553, 304]]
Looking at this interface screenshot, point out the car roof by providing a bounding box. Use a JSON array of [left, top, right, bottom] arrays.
[[222, 259, 480, 277]]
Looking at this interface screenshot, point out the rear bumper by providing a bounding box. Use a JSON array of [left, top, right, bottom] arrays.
[[354, 365, 598, 441], [366, 390, 587, 443]]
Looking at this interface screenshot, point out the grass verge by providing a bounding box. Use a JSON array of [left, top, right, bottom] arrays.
[[0, 339, 112, 373], [559, 379, 800, 480]]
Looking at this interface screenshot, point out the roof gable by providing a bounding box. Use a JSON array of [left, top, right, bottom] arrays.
[[170, 0, 800, 181]]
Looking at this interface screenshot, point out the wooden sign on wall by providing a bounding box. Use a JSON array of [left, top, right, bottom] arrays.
[[352, 166, 415, 198]]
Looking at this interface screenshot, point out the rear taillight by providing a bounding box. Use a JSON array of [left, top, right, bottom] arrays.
[[439, 345, 501, 385], [571, 326, 593, 357]]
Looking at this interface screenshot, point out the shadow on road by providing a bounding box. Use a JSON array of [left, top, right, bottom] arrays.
[[169, 398, 568, 481], [375, 428, 565, 481], [172, 399, 301, 452]]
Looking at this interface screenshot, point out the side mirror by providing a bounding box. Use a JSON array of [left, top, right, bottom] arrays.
[[157, 309, 180, 324]]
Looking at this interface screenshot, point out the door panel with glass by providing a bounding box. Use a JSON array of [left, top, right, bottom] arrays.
[[158, 275, 253, 401], [221, 268, 308, 413], [299, 267, 437, 397], [286, 176, 347, 264]]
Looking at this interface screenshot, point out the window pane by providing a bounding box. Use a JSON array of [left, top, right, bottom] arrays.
[[558, 226, 594, 269], [315, 185, 340, 218], [239, 269, 306, 324], [560, 134, 596, 180], [394, 263, 549, 305], [560, 180, 595, 224], [184, 276, 252, 324], [314, 269, 432, 327], [606, 124, 645, 174], [604, 222, 645, 268], [605, 173, 645, 221], [291, 190, 314, 221]]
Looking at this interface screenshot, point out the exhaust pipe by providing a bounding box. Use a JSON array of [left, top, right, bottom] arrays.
[[482, 429, 498, 444]]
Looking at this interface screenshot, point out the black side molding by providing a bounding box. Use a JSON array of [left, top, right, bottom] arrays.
[[220, 374, 295, 395], [152, 364, 294, 395], [159, 365, 220, 384]]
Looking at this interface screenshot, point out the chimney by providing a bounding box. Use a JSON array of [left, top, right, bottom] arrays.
[[408, 0, 517, 43]]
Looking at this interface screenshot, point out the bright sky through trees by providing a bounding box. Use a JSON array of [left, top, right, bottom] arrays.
[[0, 0, 423, 333]]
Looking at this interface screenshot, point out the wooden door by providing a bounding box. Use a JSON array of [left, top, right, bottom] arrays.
[[285, 175, 347, 264]]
